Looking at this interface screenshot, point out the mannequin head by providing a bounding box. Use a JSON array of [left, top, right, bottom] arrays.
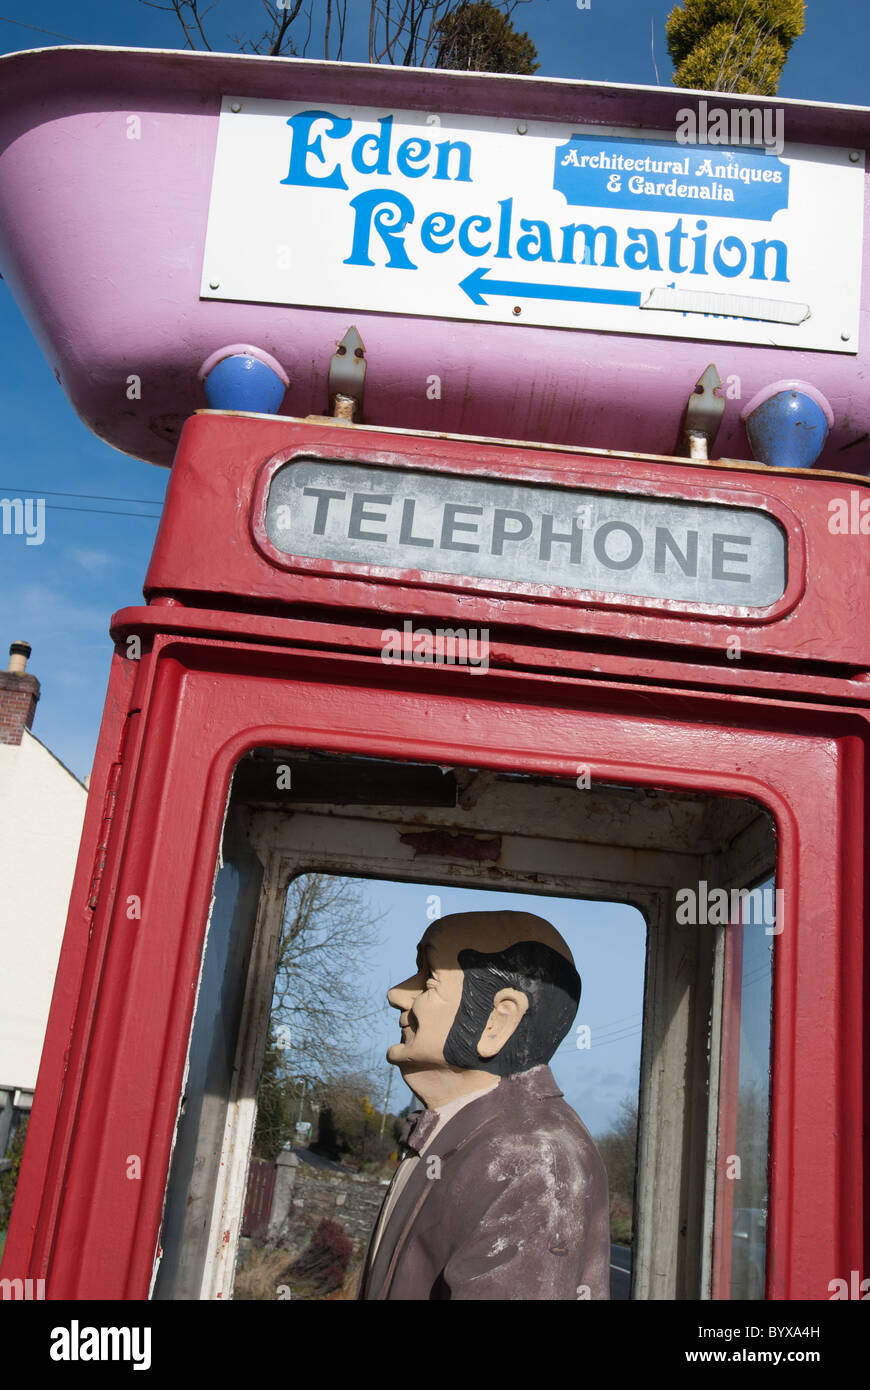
[[386, 910, 581, 1108]]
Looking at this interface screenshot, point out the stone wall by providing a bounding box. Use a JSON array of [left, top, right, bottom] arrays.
[[279, 1161, 389, 1258]]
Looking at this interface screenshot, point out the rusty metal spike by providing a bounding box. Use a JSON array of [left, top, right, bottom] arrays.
[[329, 326, 366, 422], [679, 363, 725, 461]]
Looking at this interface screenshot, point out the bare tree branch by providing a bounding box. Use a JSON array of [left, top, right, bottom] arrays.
[[142, 0, 534, 69], [267, 872, 386, 1087], [139, 0, 216, 50], [368, 0, 377, 62]]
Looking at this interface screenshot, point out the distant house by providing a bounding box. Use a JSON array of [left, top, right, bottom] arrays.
[[0, 641, 87, 1159]]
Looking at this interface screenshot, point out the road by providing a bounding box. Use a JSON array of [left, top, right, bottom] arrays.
[[610, 1243, 631, 1300], [291, 1145, 346, 1173]]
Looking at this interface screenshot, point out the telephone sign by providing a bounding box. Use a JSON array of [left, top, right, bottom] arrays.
[[264, 458, 788, 607]]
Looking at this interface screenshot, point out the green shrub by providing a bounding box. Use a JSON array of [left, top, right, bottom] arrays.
[[0, 1118, 29, 1230]]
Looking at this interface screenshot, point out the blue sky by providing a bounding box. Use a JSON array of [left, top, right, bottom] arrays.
[[0, 0, 838, 1132], [3, 0, 869, 101], [346, 879, 646, 1137]]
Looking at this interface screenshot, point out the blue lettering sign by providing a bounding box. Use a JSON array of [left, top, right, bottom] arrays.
[[554, 136, 789, 221], [277, 111, 791, 291]]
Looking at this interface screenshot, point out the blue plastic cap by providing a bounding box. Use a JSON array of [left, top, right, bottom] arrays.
[[743, 388, 830, 470], [203, 353, 287, 414]]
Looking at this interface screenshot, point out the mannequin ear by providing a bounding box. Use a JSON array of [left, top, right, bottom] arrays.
[[476, 988, 530, 1059]]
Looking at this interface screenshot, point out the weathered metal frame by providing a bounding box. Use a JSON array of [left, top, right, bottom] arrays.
[[3, 617, 856, 1299], [1, 414, 864, 1303], [158, 767, 772, 1302]]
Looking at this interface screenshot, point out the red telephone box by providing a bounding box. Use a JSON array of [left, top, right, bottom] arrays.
[[1, 409, 864, 1300], [0, 45, 867, 1303]]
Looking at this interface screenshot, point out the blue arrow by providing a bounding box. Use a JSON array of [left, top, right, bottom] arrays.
[[459, 266, 641, 309]]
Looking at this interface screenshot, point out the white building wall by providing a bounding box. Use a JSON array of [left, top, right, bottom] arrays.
[[0, 730, 87, 1093]]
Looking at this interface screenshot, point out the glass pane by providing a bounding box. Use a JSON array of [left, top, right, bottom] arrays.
[[151, 808, 265, 1299], [233, 877, 646, 1302], [713, 875, 775, 1299]]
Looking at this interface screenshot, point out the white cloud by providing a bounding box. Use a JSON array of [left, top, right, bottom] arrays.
[[68, 547, 114, 574], [13, 583, 112, 633]]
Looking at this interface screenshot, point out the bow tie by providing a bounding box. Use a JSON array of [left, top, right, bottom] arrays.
[[397, 1108, 441, 1155]]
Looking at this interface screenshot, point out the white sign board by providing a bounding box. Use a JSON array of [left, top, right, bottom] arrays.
[[202, 97, 864, 353]]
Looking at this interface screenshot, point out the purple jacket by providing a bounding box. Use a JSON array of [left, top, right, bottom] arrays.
[[358, 1065, 610, 1300]]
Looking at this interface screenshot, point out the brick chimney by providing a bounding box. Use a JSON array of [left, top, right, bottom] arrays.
[[0, 641, 40, 745]]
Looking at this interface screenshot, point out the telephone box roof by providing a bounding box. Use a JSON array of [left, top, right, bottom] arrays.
[[0, 44, 868, 469]]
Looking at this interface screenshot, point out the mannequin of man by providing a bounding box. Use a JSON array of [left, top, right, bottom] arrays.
[[357, 909, 610, 1300]]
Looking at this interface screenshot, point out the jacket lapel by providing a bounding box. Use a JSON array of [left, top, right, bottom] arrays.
[[359, 1069, 564, 1299], [364, 1085, 508, 1300]]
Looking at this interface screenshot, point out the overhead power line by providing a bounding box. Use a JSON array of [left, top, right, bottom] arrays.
[[589, 1010, 643, 1034], [0, 15, 83, 42], [0, 486, 165, 505], [0, 484, 164, 519], [584, 1029, 643, 1051], [553, 1021, 642, 1059], [45, 504, 162, 519]]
